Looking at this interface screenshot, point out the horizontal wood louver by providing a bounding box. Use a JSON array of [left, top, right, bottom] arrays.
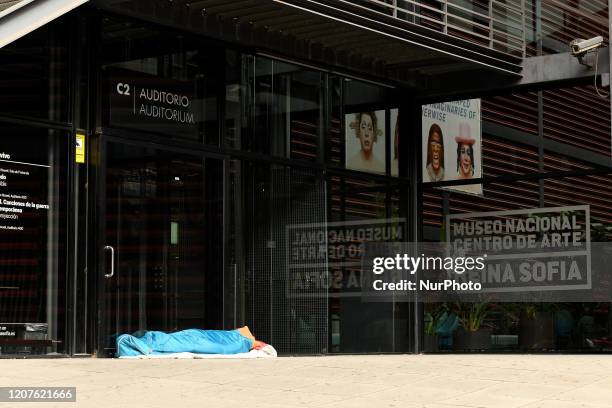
[[291, 119, 319, 161], [482, 92, 539, 134], [543, 86, 611, 157]]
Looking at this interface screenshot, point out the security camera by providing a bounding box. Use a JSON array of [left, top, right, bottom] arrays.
[[570, 36, 604, 56]]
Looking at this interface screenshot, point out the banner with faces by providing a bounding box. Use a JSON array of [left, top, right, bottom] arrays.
[[422, 99, 482, 195]]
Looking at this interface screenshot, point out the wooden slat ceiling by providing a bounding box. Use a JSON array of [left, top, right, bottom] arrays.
[[94, 0, 523, 88], [0, 0, 24, 13], [195, 0, 439, 66]]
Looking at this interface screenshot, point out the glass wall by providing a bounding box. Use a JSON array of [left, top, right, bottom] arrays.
[[422, 173, 612, 352], [241, 162, 328, 354], [228, 55, 410, 353], [100, 16, 222, 144], [95, 14, 612, 356], [101, 143, 225, 355], [246, 58, 324, 161], [0, 20, 69, 122], [327, 173, 411, 352], [0, 124, 68, 355], [0, 13, 71, 356], [422, 82, 612, 352], [5, 6, 612, 358]]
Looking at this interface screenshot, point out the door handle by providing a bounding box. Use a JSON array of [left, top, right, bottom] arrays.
[[104, 246, 115, 278]]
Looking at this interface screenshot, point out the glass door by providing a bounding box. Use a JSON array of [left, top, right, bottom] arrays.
[[98, 140, 224, 356]]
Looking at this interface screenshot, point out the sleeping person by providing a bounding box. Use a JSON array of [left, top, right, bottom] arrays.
[[116, 326, 267, 357]]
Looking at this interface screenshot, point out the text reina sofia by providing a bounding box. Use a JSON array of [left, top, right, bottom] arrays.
[[136, 88, 195, 124]]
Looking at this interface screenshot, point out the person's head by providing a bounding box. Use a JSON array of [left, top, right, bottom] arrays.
[[455, 123, 475, 178], [426, 124, 444, 172], [456, 142, 474, 177], [355, 112, 378, 154]]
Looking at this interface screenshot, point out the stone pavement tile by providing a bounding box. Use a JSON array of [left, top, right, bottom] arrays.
[[221, 373, 327, 391], [97, 360, 206, 378], [423, 404, 481, 408], [167, 371, 254, 386], [439, 389, 540, 408], [254, 389, 348, 407], [2, 355, 612, 408], [0, 404, 76, 408], [455, 382, 568, 400], [435, 366, 540, 384], [409, 376, 500, 393], [42, 376, 218, 406], [426, 365, 598, 386], [586, 375, 612, 386], [26, 372, 149, 392], [291, 379, 396, 397], [530, 371, 598, 387], [310, 356, 430, 373], [519, 399, 611, 408], [0, 365, 92, 382], [509, 370, 603, 387], [0, 376, 48, 387], [553, 381, 612, 406], [178, 382, 347, 407], [320, 396, 425, 408], [177, 399, 308, 408], [141, 397, 308, 408], [365, 384, 469, 404], [69, 377, 225, 408], [354, 371, 437, 386], [122, 361, 281, 384], [280, 364, 367, 380], [187, 386, 348, 407]]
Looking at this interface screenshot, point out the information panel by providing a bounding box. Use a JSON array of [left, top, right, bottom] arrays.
[[0, 151, 50, 233]]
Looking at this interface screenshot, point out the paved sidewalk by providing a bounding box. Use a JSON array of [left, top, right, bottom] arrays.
[[1, 354, 612, 407]]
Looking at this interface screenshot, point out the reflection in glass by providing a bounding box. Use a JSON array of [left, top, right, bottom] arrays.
[[422, 174, 612, 352], [0, 126, 67, 355], [103, 144, 223, 355], [249, 58, 323, 160], [100, 17, 221, 144]]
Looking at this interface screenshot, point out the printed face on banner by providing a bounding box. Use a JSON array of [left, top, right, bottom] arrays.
[[345, 110, 386, 175], [422, 99, 482, 195], [390, 109, 399, 177]]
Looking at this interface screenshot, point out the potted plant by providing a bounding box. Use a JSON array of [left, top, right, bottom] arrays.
[[423, 312, 438, 352], [423, 304, 449, 352], [519, 303, 556, 350], [452, 302, 493, 351]]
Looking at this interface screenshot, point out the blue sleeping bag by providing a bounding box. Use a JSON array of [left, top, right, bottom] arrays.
[[116, 329, 253, 357]]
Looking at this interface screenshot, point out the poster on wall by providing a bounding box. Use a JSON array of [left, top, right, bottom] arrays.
[[345, 110, 386, 175], [422, 99, 482, 195], [390, 108, 399, 177]]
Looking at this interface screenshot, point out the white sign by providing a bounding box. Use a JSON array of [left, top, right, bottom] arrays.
[[446, 205, 591, 292], [422, 99, 482, 195]]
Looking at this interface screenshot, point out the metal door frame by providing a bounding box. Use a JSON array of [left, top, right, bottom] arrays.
[[92, 129, 230, 356]]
